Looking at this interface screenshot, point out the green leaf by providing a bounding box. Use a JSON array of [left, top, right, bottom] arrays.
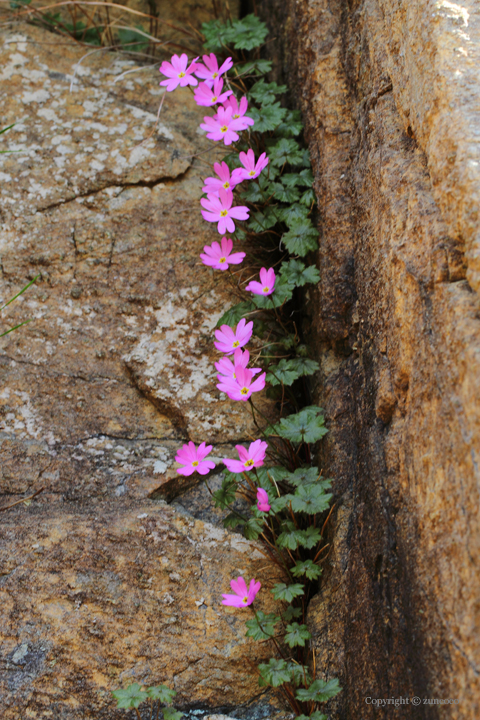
[[202, 14, 268, 53], [278, 173, 304, 189], [289, 663, 313, 686], [299, 168, 314, 185], [163, 708, 183, 720], [275, 109, 304, 137], [277, 203, 310, 226], [291, 559, 323, 580], [216, 301, 254, 329], [248, 207, 279, 233], [299, 188, 317, 206], [286, 467, 321, 486], [244, 517, 264, 540], [236, 59, 273, 76], [266, 406, 327, 444], [268, 181, 301, 203], [112, 684, 149, 709], [245, 611, 280, 641], [230, 14, 269, 50], [283, 605, 303, 622], [240, 181, 265, 203], [258, 658, 291, 687], [266, 359, 302, 387], [249, 79, 287, 105], [147, 685, 176, 703], [248, 103, 287, 132], [271, 583, 304, 602], [201, 19, 236, 52], [269, 138, 304, 167], [223, 512, 243, 529], [291, 484, 332, 514], [298, 525, 322, 549], [268, 494, 291, 513], [284, 623, 311, 648], [277, 524, 306, 551], [213, 476, 236, 509], [295, 714, 327, 720], [280, 259, 320, 287], [282, 219, 319, 257], [295, 678, 342, 702], [250, 282, 293, 309], [301, 149, 312, 167], [279, 334, 297, 349], [255, 465, 289, 488]]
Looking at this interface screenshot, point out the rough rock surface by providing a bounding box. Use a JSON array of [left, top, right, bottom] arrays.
[[0, 22, 279, 719], [260, 0, 480, 718]]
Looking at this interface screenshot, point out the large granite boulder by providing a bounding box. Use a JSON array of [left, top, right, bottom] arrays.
[[0, 22, 280, 720]]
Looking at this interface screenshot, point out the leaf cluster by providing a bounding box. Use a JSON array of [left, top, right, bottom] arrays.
[[202, 14, 268, 52], [112, 683, 181, 720]]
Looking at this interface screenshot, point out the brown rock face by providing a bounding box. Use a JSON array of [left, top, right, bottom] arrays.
[[0, 22, 280, 719], [259, 0, 480, 717]]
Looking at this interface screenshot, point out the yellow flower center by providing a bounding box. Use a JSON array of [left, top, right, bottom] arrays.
[[249, 170, 256, 176], [219, 256, 226, 263], [242, 596, 248, 604], [223, 181, 230, 189], [213, 72, 218, 78], [240, 387, 249, 395], [245, 459, 254, 467], [221, 125, 228, 133], [263, 286, 269, 293], [192, 460, 199, 466], [178, 71, 186, 78], [233, 113, 240, 118], [211, 95, 218, 102], [220, 210, 228, 217], [232, 341, 240, 348]]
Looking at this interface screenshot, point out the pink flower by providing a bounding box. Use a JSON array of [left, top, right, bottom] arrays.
[[215, 348, 261, 379], [159, 54, 199, 92], [175, 441, 215, 476], [194, 78, 232, 107], [222, 96, 255, 131], [257, 488, 271, 512], [195, 53, 233, 87], [222, 576, 261, 607], [200, 237, 245, 271], [223, 439, 268, 473], [214, 318, 253, 354], [200, 188, 249, 234], [202, 161, 243, 195], [217, 366, 266, 402], [236, 149, 269, 180], [200, 106, 245, 145], [245, 267, 276, 296]]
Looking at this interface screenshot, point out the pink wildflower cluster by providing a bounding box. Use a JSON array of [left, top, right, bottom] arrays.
[[159, 52, 271, 270], [162, 51, 282, 609]]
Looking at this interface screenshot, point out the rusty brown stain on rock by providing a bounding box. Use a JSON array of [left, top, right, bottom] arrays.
[[260, 0, 480, 717]]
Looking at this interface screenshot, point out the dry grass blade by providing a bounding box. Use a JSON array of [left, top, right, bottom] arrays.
[[13, 1, 200, 38]]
